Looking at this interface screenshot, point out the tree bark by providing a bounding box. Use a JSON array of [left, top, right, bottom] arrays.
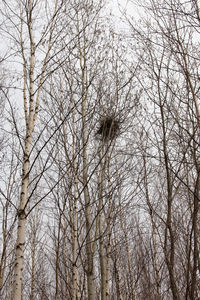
[[81, 53, 96, 300]]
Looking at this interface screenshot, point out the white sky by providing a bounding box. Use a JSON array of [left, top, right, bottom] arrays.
[[108, 0, 142, 34], [110, 0, 141, 18]]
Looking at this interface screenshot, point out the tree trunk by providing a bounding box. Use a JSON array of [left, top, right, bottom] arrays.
[[98, 147, 108, 300], [13, 135, 32, 300], [81, 58, 96, 300], [190, 170, 200, 299]]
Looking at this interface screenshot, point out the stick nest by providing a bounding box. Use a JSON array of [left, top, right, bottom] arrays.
[[96, 116, 120, 140]]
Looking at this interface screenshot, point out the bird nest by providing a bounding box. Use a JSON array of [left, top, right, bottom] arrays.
[[96, 116, 120, 140]]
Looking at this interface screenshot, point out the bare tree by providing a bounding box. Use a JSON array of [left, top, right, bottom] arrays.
[[124, 0, 200, 298], [0, 1, 71, 299]]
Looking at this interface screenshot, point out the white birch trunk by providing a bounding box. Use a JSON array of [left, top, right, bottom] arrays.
[[83, 128, 96, 300], [13, 138, 31, 300], [69, 173, 80, 300], [13, 1, 35, 296], [12, 1, 59, 298], [82, 91, 96, 300], [105, 232, 111, 300], [71, 187, 80, 300], [98, 148, 107, 300], [114, 258, 123, 300], [72, 106, 80, 300], [78, 30, 96, 299], [60, 86, 80, 300], [99, 227, 107, 300]]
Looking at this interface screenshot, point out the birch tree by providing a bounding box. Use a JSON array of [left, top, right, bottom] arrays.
[[0, 1, 69, 299], [38, 2, 139, 298], [124, 0, 200, 298]]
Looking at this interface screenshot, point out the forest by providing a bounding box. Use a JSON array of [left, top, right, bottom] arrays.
[[0, 0, 200, 299]]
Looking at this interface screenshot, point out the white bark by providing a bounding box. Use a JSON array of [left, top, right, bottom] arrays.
[[13, 121, 32, 300], [12, 1, 59, 299], [82, 70, 96, 300], [13, 2, 35, 297], [77, 19, 97, 297], [98, 148, 107, 300]]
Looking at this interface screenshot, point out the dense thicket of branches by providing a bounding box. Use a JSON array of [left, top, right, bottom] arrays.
[[0, 0, 200, 299]]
